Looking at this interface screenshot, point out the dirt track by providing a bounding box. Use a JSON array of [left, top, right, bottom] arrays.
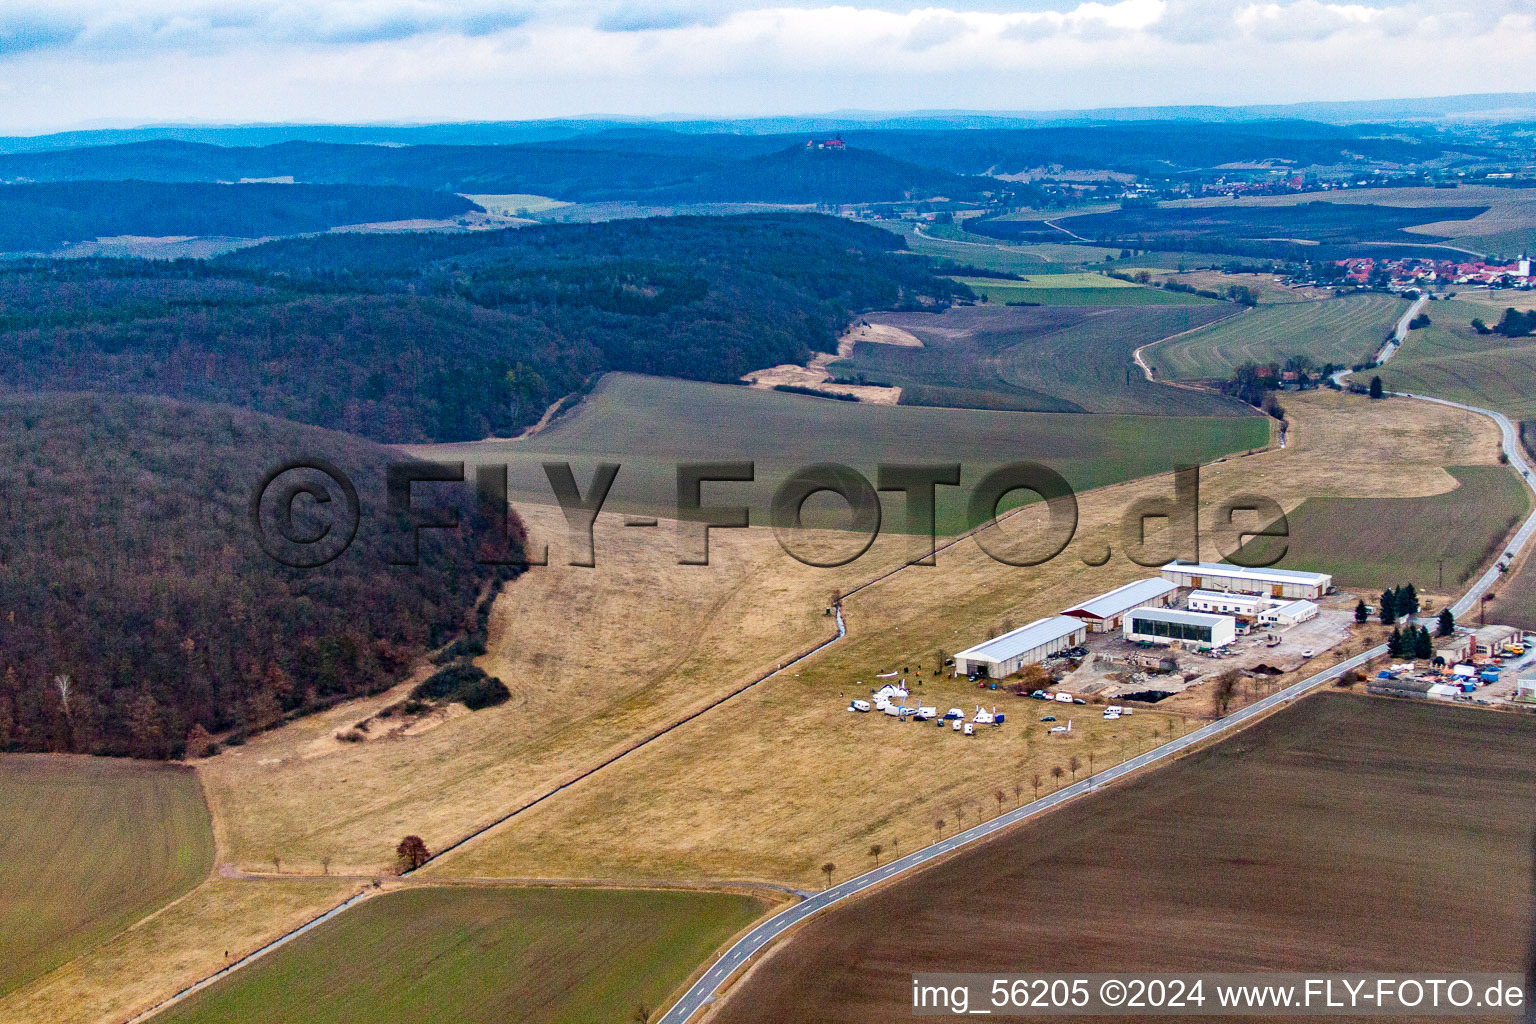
[[711, 693, 1536, 1024]]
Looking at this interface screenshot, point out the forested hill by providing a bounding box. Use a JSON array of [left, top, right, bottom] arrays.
[[0, 181, 480, 253], [0, 121, 1454, 198], [0, 393, 515, 758], [0, 214, 968, 442]]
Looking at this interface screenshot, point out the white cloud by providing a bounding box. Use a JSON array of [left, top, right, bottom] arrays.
[[0, 0, 1533, 132]]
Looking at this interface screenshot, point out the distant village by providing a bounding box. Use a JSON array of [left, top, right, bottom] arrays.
[[1335, 254, 1534, 290]]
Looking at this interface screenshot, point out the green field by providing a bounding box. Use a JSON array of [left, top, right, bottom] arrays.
[[1238, 466, 1530, 593], [1152, 293, 1410, 380], [1377, 297, 1536, 420], [155, 887, 765, 1024], [896, 228, 1082, 274], [0, 756, 214, 996], [951, 274, 1213, 307], [844, 304, 1247, 416], [416, 372, 1271, 535]]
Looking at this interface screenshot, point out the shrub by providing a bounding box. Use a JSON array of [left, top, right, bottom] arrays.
[[413, 661, 510, 710]]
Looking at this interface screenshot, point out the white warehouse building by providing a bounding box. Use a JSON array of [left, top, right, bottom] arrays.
[[1187, 589, 1267, 619], [953, 616, 1087, 679], [1160, 561, 1332, 600], [1124, 607, 1236, 650], [1061, 578, 1178, 633], [1259, 599, 1319, 628]]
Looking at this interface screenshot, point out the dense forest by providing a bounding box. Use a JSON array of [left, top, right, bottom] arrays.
[[0, 214, 967, 442], [0, 181, 480, 252], [0, 393, 517, 758]]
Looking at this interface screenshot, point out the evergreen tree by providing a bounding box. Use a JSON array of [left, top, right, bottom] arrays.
[[1369, 376, 1384, 399], [1437, 608, 1455, 637], [1354, 600, 1369, 624], [1414, 626, 1433, 659], [1397, 583, 1419, 617], [1388, 626, 1403, 657], [1379, 590, 1396, 625]]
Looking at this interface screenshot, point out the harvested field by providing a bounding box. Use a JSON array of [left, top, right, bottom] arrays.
[[152, 887, 765, 1024], [1152, 293, 1410, 380], [711, 694, 1536, 1024], [0, 755, 213, 998], [852, 303, 1246, 416], [1237, 466, 1530, 594]]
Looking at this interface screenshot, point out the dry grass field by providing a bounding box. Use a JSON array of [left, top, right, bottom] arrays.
[[0, 877, 359, 1024], [425, 390, 1499, 889], [710, 694, 1536, 1024], [199, 502, 867, 874], [0, 756, 213, 998]]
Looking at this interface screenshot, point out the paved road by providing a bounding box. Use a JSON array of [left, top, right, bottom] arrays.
[[658, 646, 1391, 1024], [1396, 394, 1535, 618]]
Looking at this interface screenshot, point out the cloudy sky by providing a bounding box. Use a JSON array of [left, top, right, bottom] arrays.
[[2, 0, 1533, 134]]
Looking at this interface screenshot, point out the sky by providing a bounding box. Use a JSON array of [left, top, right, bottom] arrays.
[[2, 0, 1534, 134]]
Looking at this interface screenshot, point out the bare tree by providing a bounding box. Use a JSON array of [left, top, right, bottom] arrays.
[[633, 1004, 653, 1024], [320, 854, 332, 876], [1050, 765, 1065, 789], [1068, 755, 1081, 781], [868, 843, 883, 867], [821, 862, 836, 889], [396, 835, 431, 873], [1032, 773, 1042, 800], [1212, 668, 1242, 716], [1013, 779, 1024, 805], [935, 818, 946, 840], [994, 789, 1007, 817], [53, 674, 71, 718]]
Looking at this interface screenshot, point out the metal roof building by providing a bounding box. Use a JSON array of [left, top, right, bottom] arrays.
[[953, 616, 1086, 679], [1124, 607, 1236, 649], [1061, 578, 1177, 633], [1160, 561, 1332, 600]]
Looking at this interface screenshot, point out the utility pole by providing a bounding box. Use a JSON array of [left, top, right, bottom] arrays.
[[1439, 558, 1444, 591]]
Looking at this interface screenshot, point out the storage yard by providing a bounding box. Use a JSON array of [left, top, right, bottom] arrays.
[[849, 562, 1353, 722], [711, 694, 1536, 1024]]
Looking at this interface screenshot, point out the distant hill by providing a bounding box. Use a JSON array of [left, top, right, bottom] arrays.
[[3, 93, 1533, 154], [0, 214, 967, 443], [645, 144, 987, 203], [0, 392, 513, 758], [0, 137, 979, 204], [0, 180, 479, 252]]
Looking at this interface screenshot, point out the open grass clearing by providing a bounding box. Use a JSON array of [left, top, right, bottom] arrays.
[[711, 694, 1536, 1024], [426, 391, 1499, 889], [0, 755, 213, 998], [1151, 293, 1410, 380], [151, 887, 766, 1024], [461, 193, 571, 216]]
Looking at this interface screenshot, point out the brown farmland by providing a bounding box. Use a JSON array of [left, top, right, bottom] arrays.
[[712, 694, 1536, 1024]]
